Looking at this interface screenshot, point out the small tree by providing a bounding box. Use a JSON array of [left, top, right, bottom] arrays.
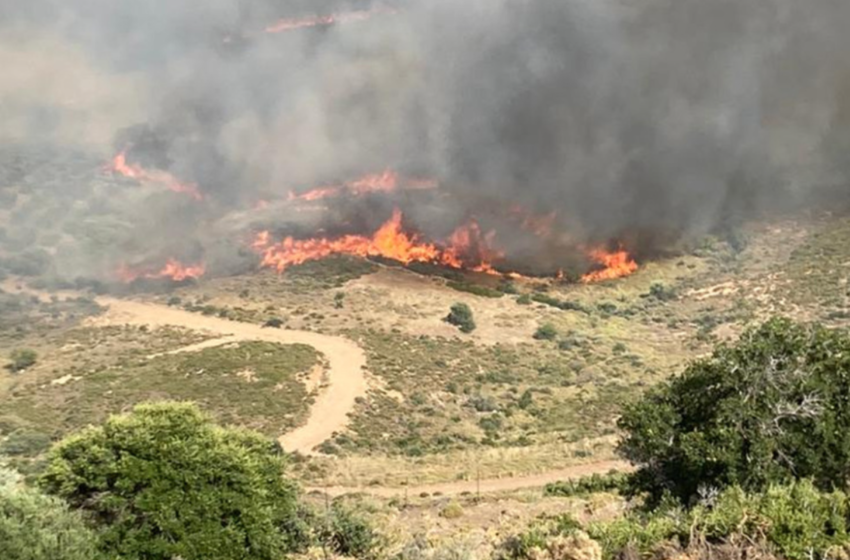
[[618, 318, 850, 506], [446, 303, 476, 333], [7, 349, 37, 372], [533, 323, 558, 341], [263, 317, 284, 328], [0, 468, 100, 560], [40, 402, 303, 560]]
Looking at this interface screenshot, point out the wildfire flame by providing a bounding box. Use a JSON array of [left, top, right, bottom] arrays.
[[252, 208, 501, 274], [288, 170, 436, 203], [109, 151, 204, 201], [581, 248, 638, 283], [265, 6, 395, 33], [117, 259, 206, 283]]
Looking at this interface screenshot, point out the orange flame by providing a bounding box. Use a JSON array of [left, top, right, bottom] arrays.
[[265, 7, 394, 33], [117, 259, 206, 283], [253, 208, 502, 274], [287, 169, 438, 202], [581, 248, 638, 283], [109, 151, 204, 201], [348, 169, 398, 194], [287, 169, 436, 202], [442, 220, 503, 274]]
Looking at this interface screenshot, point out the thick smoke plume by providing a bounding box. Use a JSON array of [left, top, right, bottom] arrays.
[[1, 0, 850, 281]]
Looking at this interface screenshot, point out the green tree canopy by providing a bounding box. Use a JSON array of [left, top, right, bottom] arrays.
[[618, 318, 850, 506], [39, 402, 302, 560], [0, 468, 100, 560]]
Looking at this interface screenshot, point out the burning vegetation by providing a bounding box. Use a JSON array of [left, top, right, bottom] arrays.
[[108, 151, 203, 202], [581, 249, 639, 284], [251, 208, 507, 276], [103, 143, 640, 285], [116, 259, 207, 283], [7, 0, 849, 291]]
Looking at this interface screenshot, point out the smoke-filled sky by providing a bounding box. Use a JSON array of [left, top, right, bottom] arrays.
[[2, 0, 850, 280]]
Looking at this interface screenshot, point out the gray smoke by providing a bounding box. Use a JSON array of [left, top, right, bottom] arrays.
[[1, 0, 850, 281]]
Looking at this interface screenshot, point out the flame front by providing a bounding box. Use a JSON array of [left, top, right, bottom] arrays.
[[581, 249, 638, 283], [117, 259, 206, 283], [109, 151, 204, 201], [253, 208, 501, 274], [287, 169, 436, 203]]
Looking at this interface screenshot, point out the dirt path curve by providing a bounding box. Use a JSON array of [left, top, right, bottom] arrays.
[[91, 297, 368, 455], [3, 279, 632, 495], [309, 460, 632, 497]]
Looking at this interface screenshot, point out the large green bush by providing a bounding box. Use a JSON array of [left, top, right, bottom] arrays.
[[618, 318, 850, 506], [320, 504, 380, 558], [446, 302, 476, 333], [39, 402, 302, 560], [0, 468, 100, 560], [503, 481, 850, 560], [588, 481, 849, 560]]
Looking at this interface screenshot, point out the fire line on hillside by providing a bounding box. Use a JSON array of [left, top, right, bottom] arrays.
[[105, 153, 638, 284]]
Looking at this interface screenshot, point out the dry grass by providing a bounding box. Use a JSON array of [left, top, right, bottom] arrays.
[[3, 213, 847, 492], [0, 326, 319, 439], [294, 437, 620, 488]]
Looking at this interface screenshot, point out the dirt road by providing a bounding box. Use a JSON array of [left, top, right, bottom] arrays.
[[91, 297, 368, 455], [309, 460, 631, 497], [3, 279, 631, 495]]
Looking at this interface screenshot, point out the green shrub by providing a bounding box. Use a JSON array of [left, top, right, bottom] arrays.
[[531, 293, 588, 313], [446, 303, 476, 333], [618, 318, 850, 506], [517, 294, 532, 305], [440, 500, 465, 519], [321, 504, 380, 558], [544, 472, 628, 497], [499, 281, 519, 295], [263, 317, 285, 328], [7, 349, 37, 372], [39, 402, 302, 560], [533, 323, 558, 341], [597, 302, 618, 314], [587, 510, 682, 559], [518, 389, 534, 410], [691, 481, 848, 560], [589, 481, 850, 560], [479, 414, 503, 432], [0, 468, 101, 560], [508, 482, 850, 560], [468, 395, 498, 412], [648, 282, 677, 301]]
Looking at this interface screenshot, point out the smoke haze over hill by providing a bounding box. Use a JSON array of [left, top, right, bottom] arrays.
[[1, 0, 850, 281]]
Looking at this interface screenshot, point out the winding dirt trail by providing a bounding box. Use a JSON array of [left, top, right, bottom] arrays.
[[90, 297, 368, 455], [92, 298, 631, 496], [3, 278, 632, 495]]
